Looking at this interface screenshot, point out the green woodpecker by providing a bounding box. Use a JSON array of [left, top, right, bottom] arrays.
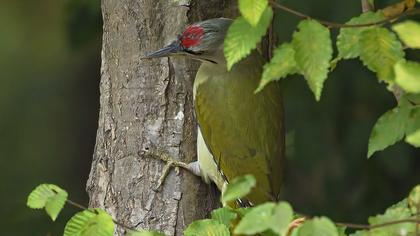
[[145, 18, 284, 204]]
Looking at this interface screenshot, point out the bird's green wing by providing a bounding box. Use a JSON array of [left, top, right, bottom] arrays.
[[194, 52, 284, 204]]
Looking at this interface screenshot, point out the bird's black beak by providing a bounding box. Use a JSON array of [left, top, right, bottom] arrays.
[[143, 40, 183, 59]]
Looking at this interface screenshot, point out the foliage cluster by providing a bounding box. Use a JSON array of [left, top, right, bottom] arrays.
[[27, 176, 420, 236], [225, 0, 420, 158]]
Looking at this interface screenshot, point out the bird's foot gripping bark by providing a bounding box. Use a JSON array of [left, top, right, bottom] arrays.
[[140, 150, 201, 191]]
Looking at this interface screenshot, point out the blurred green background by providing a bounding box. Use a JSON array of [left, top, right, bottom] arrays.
[[0, 0, 418, 235], [0, 0, 101, 235]]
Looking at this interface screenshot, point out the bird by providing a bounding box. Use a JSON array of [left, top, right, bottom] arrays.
[[144, 18, 284, 205]]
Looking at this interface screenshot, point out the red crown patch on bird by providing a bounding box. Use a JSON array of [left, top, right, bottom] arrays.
[[179, 25, 205, 48]]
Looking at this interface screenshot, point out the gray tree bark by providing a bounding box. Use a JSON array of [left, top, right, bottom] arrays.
[[86, 0, 236, 235]]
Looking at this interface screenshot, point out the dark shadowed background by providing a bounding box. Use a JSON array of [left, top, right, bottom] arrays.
[[0, 0, 418, 235], [0, 0, 101, 235]]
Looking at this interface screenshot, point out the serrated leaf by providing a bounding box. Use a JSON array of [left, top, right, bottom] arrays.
[[239, 0, 268, 26], [395, 60, 420, 93], [221, 175, 256, 205], [126, 231, 166, 236], [367, 105, 410, 157], [256, 43, 298, 92], [408, 185, 420, 214], [337, 11, 385, 59], [393, 20, 420, 49], [63, 209, 115, 236], [387, 198, 408, 210], [234, 202, 293, 235], [368, 207, 414, 235], [184, 219, 230, 236], [359, 27, 405, 82], [27, 184, 68, 221], [224, 7, 273, 70], [211, 207, 237, 228], [298, 217, 338, 236], [292, 20, 333, 101], [234, 202, 275, 235]]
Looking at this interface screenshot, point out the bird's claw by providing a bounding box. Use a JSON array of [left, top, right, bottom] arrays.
[[142, 150, 190, 191]]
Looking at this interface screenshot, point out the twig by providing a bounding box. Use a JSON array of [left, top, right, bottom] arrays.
[[66, 199, 87, 210], [268, 0, 420, 28], [335, 218, 420, 230]]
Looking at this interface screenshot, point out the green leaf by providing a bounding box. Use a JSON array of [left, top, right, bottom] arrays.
[[395, 60, 420, 93], [27, 184, 68, 221], [359, 27, 405, 82], [221, 175, 256, 205], [292, 20, 333, 101], [368, 206, 414, 235], [126, 231, 166, 236], [184, 219, 230, 236], [337, 226, 347, 236], [406, 129, 420, 147], [239, 0, 268, 26], [63, 209, 115, 236], [211, 207, 237, 228], [387, 198, 408, 211], [393, 20, 420, 49], [349, 230, 368, 236], [224, 7, 273, 70], [298, 217, 338, 236], [234, 202, 275, 235], [270, 202, 294, 236], [256, 43, 298, 92], [408, 185, 420, 214], [405, 107, 420, 147], [336, 11, 385, 59], [234, 202, 293, 235], [367, 105, 410, 157]]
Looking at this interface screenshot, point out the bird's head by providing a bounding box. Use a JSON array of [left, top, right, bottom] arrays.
[[144, 18, 232, 64]]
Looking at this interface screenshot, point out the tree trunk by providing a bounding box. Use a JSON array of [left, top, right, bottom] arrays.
[[86, 0, 236, 235]]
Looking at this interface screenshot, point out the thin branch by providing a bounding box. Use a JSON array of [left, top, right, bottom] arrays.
[[66, 199, 87, 210], [335, 218, 420, 230], [335, 222, 370, 229], [269, 0, 420, 28]]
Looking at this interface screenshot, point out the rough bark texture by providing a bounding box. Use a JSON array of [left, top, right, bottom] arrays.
[[87, 0, 236, 235]]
